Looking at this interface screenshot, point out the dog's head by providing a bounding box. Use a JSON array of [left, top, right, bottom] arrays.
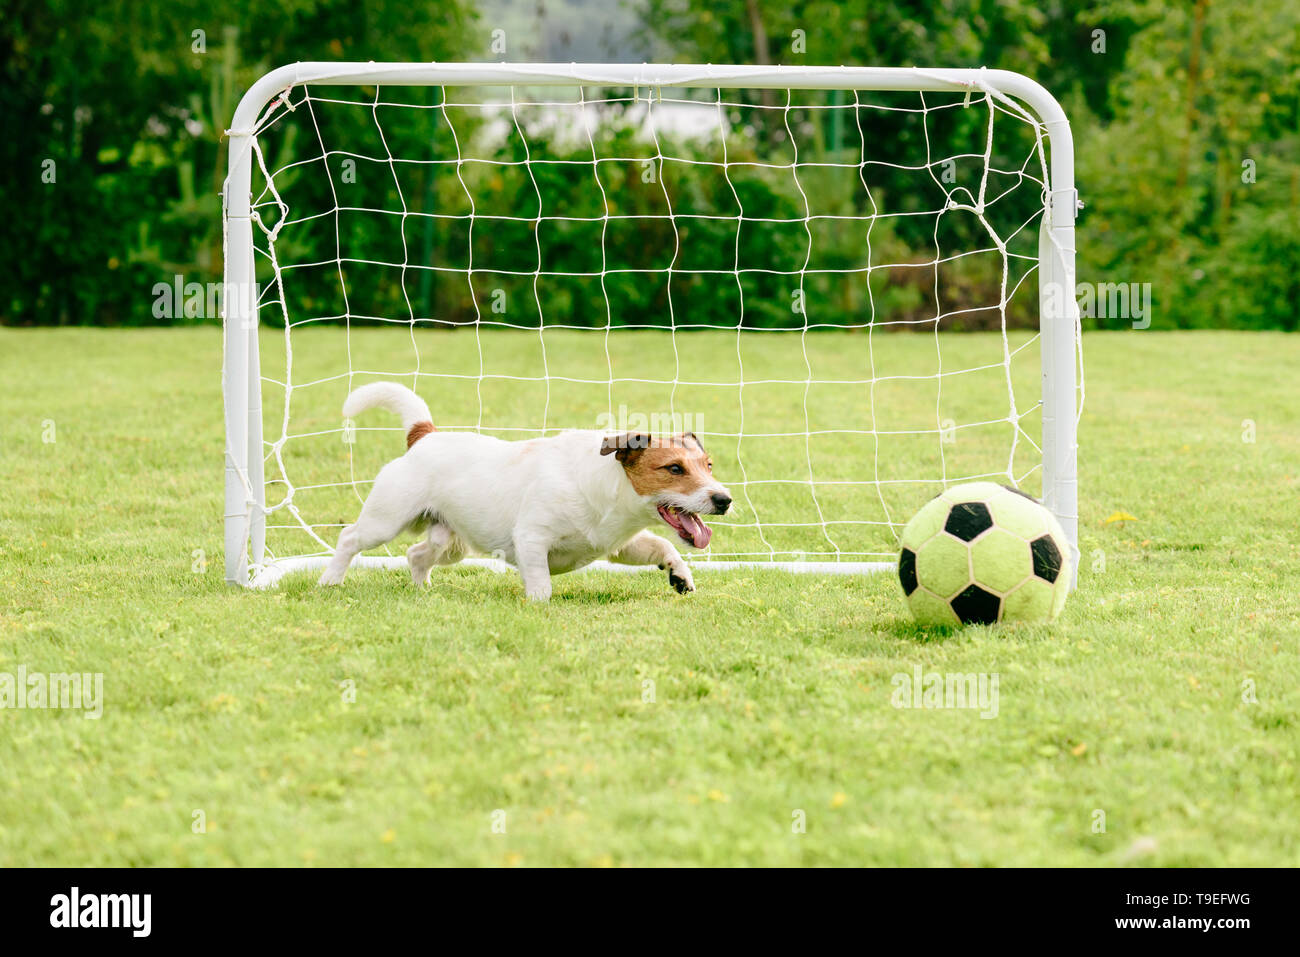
[[600, 431, 732, 549]]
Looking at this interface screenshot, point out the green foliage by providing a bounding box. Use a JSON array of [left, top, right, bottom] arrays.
[[1, 0, 479, 324], [244, 81, 1039, 333], [1074, 0, 1300, 329], [647, 0, 1300, 331], [4, 0, 1298, 329]]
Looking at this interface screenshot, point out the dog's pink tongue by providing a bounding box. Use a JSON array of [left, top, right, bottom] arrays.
[[682, 513, 712, 549]]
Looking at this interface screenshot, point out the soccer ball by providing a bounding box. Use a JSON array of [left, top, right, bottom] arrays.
[[897, 482, 1072, 626]]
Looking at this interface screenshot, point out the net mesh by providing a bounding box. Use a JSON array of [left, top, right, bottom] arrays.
[[232, 78, 1063, 569]]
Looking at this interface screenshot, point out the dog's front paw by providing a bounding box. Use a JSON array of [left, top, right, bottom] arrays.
[[524, 582, 553, 602], [667, 564, 695, 594]]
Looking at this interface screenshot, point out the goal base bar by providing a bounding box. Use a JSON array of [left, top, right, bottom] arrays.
[[248, 556, 895, 589]]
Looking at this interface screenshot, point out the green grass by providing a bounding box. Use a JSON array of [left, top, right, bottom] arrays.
[[1, 327, 1298, 867]]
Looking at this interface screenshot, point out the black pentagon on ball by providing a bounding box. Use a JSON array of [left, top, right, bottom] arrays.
[[951, 584, 1001, 625], [898, 548, 919, 596], [944, 501, 993, 542], [1030, 534, 1063, 583]]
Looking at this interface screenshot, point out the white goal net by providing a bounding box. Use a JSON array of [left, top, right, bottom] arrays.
[[222, 63, 1081, 587]]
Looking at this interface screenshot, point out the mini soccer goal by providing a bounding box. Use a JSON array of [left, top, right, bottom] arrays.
[[222, 63, 1081, 588]]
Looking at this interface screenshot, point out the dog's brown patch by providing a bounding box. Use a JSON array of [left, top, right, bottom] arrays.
[[407, 421, 437, 448], [601, 432, 714, 498]]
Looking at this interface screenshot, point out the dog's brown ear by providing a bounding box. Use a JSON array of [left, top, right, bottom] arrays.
[[600, 432, 651, 462]]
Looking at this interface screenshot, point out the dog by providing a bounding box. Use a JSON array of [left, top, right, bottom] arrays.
[[318, 382, 732, 601]]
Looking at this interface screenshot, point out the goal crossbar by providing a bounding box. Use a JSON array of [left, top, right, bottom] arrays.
[[222, 62, 1080, 588]]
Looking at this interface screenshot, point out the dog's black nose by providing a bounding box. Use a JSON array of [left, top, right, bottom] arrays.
[[711, 493, 732, 514]]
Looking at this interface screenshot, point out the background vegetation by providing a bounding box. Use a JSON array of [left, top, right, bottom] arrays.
[[3, 0, 1297, 329]]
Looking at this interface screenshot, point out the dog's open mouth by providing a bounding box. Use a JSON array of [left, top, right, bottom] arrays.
[[657, 505, 712, 549]]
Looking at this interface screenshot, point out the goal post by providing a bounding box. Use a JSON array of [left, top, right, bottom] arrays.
[[222, 62, 1080, 588]]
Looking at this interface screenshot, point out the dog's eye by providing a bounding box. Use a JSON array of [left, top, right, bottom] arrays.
[[707, 462, 713, 471], [666, 464, 685, 475]]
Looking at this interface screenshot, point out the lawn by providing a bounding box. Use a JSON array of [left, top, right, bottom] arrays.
[[1, 327, 1298, 866]]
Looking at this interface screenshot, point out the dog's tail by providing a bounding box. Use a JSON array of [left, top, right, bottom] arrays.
[[342, 382, 436, 449]]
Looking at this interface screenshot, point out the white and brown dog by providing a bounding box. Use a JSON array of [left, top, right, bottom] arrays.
[[318, 383, 732, 600]]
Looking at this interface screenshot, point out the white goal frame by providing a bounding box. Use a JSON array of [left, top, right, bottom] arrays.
[[222, 62, 1079, 588]]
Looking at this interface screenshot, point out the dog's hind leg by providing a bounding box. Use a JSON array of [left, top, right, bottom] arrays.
[[609, 531, 695, 594], [319, 495, 424, 586], [407, 522, 465, 585]]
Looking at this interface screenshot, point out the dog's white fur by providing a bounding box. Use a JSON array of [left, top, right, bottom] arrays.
[[319, 383, 731, 600]]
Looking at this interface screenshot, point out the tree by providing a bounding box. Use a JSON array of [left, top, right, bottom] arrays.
[[1, 0, 479, 324]]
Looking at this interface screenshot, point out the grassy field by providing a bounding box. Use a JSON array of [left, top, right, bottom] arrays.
[[1, 327, 1298, 866]]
